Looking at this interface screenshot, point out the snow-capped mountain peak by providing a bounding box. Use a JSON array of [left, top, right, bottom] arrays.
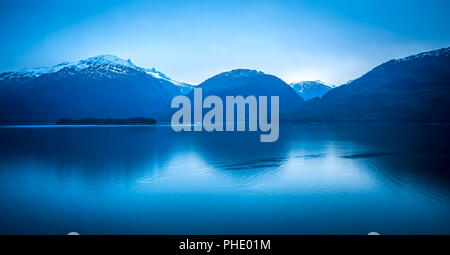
[[79, 54, 136, 68], [289, 80, 333, 100], [218, 69, 265, 78], [0, 55, 191, 92], [290, 80, 334, 91], [0, 55, 139, 81]]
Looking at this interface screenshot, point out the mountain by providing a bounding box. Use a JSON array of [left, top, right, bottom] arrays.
[[187, 69, 304, 117], [288, 47, 450, 122], [2, 47, 449, 124], [289, 80, 333, 101], [0, 55, 186, 123]]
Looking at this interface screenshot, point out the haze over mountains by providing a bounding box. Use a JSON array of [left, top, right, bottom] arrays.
[[0, 47, 449, 123]]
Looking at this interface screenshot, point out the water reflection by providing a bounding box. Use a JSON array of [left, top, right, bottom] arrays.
[[0, 124, 449, 234]]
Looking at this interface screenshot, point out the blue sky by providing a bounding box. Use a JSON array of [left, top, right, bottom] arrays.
[[1, 0, 449, 85]]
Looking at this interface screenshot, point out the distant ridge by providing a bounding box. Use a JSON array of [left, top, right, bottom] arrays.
[[289, 80, 333, 101], [56, 117, 157, 125]]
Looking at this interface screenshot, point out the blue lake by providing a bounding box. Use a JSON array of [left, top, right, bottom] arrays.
[[0, 124, 449, 234]]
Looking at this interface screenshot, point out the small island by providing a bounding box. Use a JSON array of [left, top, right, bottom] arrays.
[[56, 117, 157, 125]]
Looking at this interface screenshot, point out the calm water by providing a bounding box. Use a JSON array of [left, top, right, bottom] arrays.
[[0, 124, 449, 234]]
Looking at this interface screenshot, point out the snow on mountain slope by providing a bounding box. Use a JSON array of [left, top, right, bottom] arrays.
[[0, 55, 188, 122], [289, 80, 333, 101], [394, 47, 450, 63], [0, 55, 192, 93], [143, 67, 193, 93]]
